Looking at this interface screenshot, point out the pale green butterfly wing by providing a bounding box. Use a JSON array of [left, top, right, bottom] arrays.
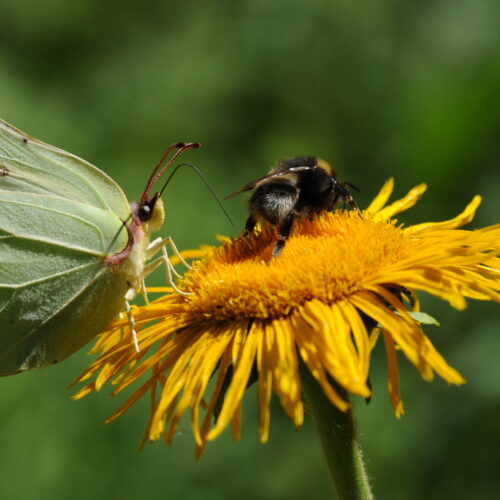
[[0, 191, 128, 256], [0, 120, 137, 375], [0, 250, 129, 374], [0, 119, 130, 217]]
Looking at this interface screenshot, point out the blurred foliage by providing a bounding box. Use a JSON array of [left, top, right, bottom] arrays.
[[0, 0, 499, 499]]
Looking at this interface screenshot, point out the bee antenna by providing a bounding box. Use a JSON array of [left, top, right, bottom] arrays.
[[345, 181, 361, 193], [159, 162, 242, 239]]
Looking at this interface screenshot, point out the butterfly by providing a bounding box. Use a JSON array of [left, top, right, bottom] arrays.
[[0, 119, 199, 375]]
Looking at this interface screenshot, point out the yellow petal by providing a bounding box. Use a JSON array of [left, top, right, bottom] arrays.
[[366, 177, 394, 213], [373, 183, 427, 221]]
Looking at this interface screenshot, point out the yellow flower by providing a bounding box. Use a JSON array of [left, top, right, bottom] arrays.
[[74, 179, 499, 457]]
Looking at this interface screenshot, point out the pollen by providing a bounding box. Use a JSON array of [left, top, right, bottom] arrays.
[[181, 213, 411, 321]]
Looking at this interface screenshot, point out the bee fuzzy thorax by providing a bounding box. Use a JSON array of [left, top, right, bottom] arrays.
[[315, 157, 333, 176]]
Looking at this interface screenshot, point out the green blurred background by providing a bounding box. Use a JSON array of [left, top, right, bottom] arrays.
[[1, 1, 499, 498]]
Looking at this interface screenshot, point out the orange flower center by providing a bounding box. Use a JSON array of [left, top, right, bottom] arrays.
[[179, 211, 412, 320]]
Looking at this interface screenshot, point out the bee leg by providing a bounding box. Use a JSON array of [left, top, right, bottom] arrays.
[[348, 195, 362, 216], [339, 185, 362, 216], [328, 191, 341, 213], [272, 211, 296, 257], [234, 215, 255, 250], [245, 215, 257, 234]]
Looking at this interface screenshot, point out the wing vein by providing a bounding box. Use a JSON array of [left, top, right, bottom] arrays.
[[2, 267, 111, 355], [0, 123, 129, 215], [0, 260, 101, 289], [0, 198, 114, 252]]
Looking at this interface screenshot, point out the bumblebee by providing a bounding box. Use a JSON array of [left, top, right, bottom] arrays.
[[226, 156, 361, 257]]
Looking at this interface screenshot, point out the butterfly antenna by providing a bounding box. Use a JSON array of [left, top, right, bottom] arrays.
[[160, 162, 244, 242], [141, 142, 201, 204]]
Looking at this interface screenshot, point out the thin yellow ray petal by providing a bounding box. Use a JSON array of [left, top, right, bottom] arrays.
[[177, 329, 225, 403], [145, 287, 174, 294], [440, 267, 500, 300], [373, 183, 427, 221], [382, 330, 404, 418], [157, 397, 178, 444], [302, 302, 343, 369], [369, 328, 381, 351], [207, 323, 261, 441], [366, 178, 394, 213], [257, 322, 272, 443], [292, 315, 349, 411], [139, 366, 164, 450], [94, 317, 191, 383], [149, 329, 206, 439], [372, 270, 468, 310], [72, 386, 93, 399], [163, 325, 234, 446], [271, 317, 303, 426], [298, 347, 349, 411], [190, 327, 236, 443], [297, 306, 339, 386], [169, 248, 211, 266], [337, 300, 371, 380], [105, 374, 158, 424], [95, 363, 115, 391], [409, 225, 500, 252], [409, 196, 482, 232], [299, 301, 370, 396], [298, 298, 325, 325], [75, 346, 136, 391], [484, 256, 500, 269], [88, 326, 122, 354], [195, 344, 234, 460], [327, 303, 366, 386], [351, 291, 434, 380], [111, 327, 183, 394], [353, 290, 465, 385], [232, 322, 247, 362]]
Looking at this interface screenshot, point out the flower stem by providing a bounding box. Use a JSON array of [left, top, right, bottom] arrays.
[[300, 364, 373, 500]]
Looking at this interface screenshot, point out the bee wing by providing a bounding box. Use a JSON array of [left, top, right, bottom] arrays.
[[225, 166, 313, 199]]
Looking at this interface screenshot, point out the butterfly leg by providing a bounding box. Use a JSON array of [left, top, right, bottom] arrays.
[[123, 290, 140, 353], [166, 236, 193, 271], [139, 278, 150, 304], [144, 237, 193, 294], [144, 238, 182, 279], [142, 246, 192, 296], [160, 245, 193, 296], [147, 236, 192, 270]]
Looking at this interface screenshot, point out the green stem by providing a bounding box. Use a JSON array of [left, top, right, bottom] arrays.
[[300, 364, 373, 500]]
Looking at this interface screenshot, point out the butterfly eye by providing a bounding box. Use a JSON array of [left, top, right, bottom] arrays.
[[138, 201, 154, 222]]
